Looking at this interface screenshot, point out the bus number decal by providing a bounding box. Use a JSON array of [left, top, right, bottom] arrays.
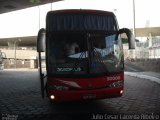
[[107, 76, 121, 81], [57, 67, 82, 72]]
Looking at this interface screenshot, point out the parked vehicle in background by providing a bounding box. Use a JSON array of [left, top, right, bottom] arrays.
[[0, 50, 6, 70]]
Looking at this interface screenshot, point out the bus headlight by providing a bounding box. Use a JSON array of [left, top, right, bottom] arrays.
[[49, 85, 69, 91], [109, 81, 123, 88]]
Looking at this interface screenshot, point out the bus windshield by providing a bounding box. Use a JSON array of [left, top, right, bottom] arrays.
[[48, 32, 123, 76]]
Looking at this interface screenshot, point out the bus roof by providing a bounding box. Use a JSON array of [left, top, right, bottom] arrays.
[[47, 9, 114, 16], [46, 9, 118, 32]]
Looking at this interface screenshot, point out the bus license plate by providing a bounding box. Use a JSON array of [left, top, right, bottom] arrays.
[[83, 94, 96, 99]]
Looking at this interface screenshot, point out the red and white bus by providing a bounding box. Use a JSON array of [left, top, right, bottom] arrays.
[[37, 9, 135, 102]]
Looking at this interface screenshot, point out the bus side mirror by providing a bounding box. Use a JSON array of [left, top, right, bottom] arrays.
[[119, 28, 135, 49], [37, 28, 46, 52]]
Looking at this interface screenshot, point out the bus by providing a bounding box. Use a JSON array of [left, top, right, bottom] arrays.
[[37, 9, 135, 102]]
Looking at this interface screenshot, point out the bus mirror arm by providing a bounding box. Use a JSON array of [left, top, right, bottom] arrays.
[[42, 73, 47, 79], [37, 28, 46, 98], [119, 28, 135, 49], [38, 51, 45, 98]]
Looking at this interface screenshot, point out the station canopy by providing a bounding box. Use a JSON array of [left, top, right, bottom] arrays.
[[0, 0, 62, 14]]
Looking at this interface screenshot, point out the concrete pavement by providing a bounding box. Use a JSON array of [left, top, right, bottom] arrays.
[[125, 60, 160, 84], [0, 69, 160, 120], [125, 71, 160, 84]]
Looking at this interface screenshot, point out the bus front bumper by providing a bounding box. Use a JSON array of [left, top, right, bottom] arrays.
[[48, 87, 123, 102]]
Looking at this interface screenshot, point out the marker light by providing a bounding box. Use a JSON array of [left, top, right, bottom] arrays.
[[50, 95, 55, 100]]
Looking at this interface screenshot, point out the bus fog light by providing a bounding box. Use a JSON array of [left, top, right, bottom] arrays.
[[120, 90, 123, 94], [50, 95, 55, 100]]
